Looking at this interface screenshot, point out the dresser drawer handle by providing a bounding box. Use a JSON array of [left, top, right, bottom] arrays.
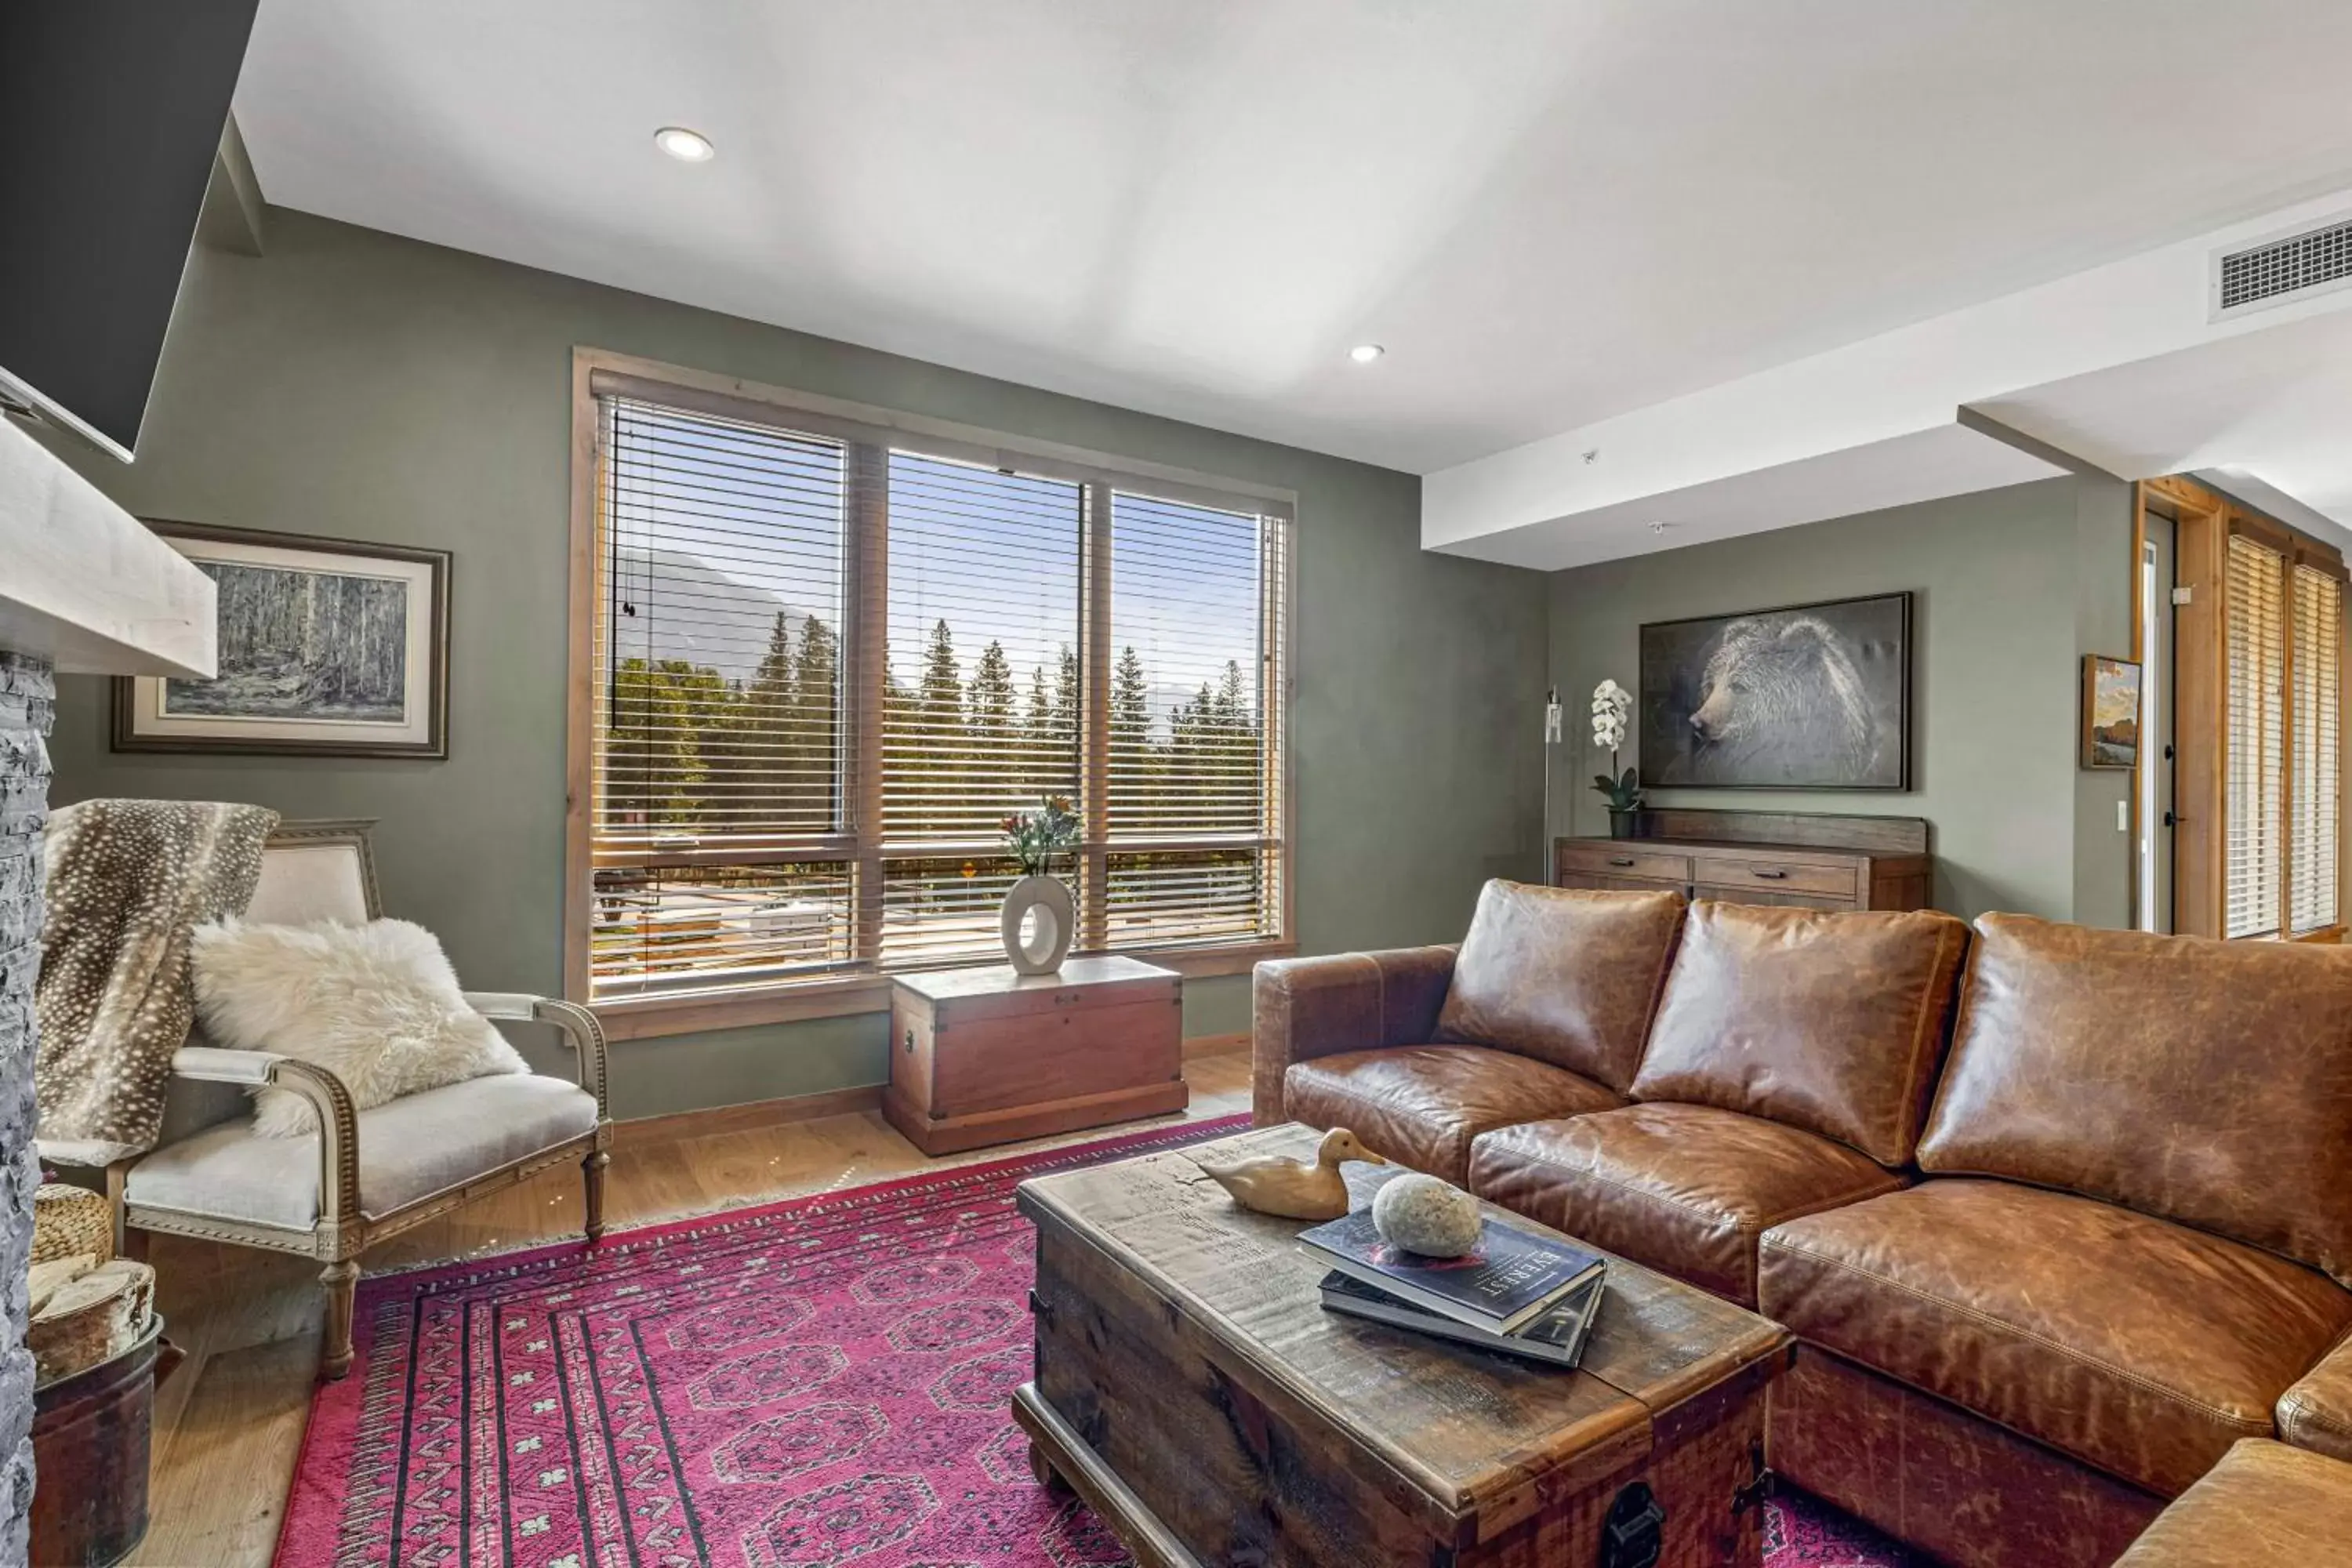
[[1609, 857, 1636, 868], [1752, 869, 1788, 880]]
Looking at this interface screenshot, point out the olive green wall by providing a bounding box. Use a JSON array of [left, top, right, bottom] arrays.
[[1547, 476, 2138, 924], [41, 211, 1548, 1117]]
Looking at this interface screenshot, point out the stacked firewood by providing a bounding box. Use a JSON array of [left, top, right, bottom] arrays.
[[27, 1255, 157, 1384], [26, 1185, 160, 1385]]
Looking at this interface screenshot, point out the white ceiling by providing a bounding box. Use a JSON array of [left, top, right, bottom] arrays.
[[233, 1, 2352, 476], [1982, 310, 2352, 535]]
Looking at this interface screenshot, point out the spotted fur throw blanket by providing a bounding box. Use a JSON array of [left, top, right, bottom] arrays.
[[36, 799, 280, 1162]]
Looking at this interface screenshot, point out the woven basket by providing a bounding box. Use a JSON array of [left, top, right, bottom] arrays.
[[31, 1185, 113, 1266]]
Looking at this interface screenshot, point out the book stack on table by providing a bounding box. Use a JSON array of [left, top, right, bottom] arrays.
[[1299, 1209, 1606, 1367]]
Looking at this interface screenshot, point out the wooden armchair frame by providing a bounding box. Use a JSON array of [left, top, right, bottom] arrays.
[[100, 821, 613, 1378]]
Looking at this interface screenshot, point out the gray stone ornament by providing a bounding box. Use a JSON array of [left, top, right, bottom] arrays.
[[1370, 1172, 1483, 1258]]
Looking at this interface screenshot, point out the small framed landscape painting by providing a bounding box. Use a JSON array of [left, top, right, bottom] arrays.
[[2082, 654, 2142, 770], [113, 521, 449, 758], [1638, 591, 1911, 790]]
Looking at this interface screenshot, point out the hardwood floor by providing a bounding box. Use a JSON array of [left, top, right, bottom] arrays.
[[125, 1047, 1254, 1567]]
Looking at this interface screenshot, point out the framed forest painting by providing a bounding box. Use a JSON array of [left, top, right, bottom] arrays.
[[113, 521, 449, 757]]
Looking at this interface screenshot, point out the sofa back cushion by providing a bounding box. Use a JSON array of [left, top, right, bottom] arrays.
[[1918, 913, 2352, 1283], [1630, 902, 1970, 1165], [1434, 880, 1685, 1091]]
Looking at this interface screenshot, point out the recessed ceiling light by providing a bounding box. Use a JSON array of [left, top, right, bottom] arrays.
[[1348, 343, 1385, 364], [655, 126, 716, 163]]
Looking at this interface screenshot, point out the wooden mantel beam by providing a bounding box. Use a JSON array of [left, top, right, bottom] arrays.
[[0, 417, 215, 678]]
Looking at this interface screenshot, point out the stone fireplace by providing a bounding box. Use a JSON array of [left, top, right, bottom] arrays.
[[0, 417, 212, 1562]]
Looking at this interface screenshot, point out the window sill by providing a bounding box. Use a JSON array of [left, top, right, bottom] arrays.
[[587, 940, 1296, 1040]]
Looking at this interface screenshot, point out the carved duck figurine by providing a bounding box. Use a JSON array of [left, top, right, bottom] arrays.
[[1190, 1127, 1388, 1220]]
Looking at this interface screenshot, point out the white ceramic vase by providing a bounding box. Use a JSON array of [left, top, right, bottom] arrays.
[[1000, 874, 1075, 975]]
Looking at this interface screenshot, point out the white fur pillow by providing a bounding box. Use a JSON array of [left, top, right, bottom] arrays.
[[189, 918, 528, 1138]]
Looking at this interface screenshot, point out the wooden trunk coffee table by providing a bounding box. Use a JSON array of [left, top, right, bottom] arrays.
[[1013, 1123, 1793, 1568]]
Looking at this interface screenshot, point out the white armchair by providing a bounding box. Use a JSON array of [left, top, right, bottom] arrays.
[[89, 820, 612, 1379]]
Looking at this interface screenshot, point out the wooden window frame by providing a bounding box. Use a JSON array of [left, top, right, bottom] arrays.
[[2154, 474, 2347, 942], [566, 347, 1298, 1039]]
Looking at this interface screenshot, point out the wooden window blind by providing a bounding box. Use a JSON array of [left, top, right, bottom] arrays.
[[2172, 470, 2345, 943], [2223, 533, 2287, 938], [2291, 562, 2343, 935], [576, 363, 1293, 1019], [880, 452, 1084, 968], [591, 399, 854, 997], [1100, 491, 1287, 950]]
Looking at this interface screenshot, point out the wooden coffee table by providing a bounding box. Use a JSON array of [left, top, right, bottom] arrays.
[[1013, 1123, 1793, 1568]]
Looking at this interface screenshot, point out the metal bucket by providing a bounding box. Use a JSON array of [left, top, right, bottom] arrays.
[[29, 1318, 172, 1568]]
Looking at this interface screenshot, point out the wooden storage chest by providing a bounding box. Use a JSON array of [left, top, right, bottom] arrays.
[[881, 956, 1185, 1156]]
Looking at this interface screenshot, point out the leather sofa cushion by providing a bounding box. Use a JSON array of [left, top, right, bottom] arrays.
[[1468, 1103, 1905, 1306], [1631, 902, 1969, 1165], [1759, 1179, 2352, 1497], [1284, 1044, 1623, 1185], [2277, 1334, 2352, 1462], [2114, 1439, 2352, 1567], [1434, 880, 1684, 1092], [1919, 913, 2352, 1285]]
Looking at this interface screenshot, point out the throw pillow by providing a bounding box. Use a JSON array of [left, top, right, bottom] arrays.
[[190, 918, 528, 1138]]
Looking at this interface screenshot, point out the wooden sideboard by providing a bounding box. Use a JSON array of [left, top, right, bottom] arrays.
[[1554, 808, 1933, 913]]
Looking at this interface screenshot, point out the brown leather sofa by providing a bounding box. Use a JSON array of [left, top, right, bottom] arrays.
[[1251, 881, 2352, 1568], [2111, 1439, 2352, 1566]]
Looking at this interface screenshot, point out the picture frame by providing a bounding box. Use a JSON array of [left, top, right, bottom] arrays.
[[111, 520, 450, 758], [1637, 590, 1911, 790], [2082, 654, 2143, 771]]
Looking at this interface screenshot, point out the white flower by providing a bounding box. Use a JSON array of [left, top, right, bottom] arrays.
[[1589, 679, 1632, 753]]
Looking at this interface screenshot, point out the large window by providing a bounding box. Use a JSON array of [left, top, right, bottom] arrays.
[[571, 355, 1291, 1032]]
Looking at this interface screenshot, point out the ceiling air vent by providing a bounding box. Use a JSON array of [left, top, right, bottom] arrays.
[[2213, 212, 2352, 319]]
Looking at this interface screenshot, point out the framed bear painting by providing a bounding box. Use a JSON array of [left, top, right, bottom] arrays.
[[1637, 592, 1911, 790]]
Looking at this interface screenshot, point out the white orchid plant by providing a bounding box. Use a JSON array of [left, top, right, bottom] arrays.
[[1589, 679, 1641, 813]]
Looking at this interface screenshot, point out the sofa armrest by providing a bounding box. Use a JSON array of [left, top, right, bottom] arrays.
[[2280, 1334, 2352, 1461], [1249, 946, 1457, 1127], [465, 993, 610, 1122], [165, 1046, 361, 1242]]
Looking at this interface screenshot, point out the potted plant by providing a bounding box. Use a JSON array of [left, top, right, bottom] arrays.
[[999, 793, 1081, 975], [1590, 680, 1642, 840]]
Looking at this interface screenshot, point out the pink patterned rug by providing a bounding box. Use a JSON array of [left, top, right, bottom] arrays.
[[276, 1113, 1912, 1566]]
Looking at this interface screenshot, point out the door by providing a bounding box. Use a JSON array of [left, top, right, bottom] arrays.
[[2140, 513, 2176, 931]]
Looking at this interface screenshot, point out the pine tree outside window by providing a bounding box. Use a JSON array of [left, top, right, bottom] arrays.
[[571, 354, 1293, 1035]]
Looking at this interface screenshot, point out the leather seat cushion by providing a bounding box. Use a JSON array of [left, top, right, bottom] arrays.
[[2114, 1439, 2352, 1566], [1432, 880, 1685, 1091], [1760, 1180, 2352, 1496], [1284, 1044, 1623, 1185], [127, 1073, 599, 1230], [1469, 1104, 1907, 1307], [2278, 1341, 2352, 1463]]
